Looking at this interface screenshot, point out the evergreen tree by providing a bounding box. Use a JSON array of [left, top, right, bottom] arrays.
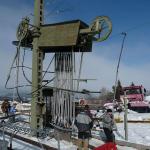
[[115, 80, 124, 101], [130, 82, 135, 86]]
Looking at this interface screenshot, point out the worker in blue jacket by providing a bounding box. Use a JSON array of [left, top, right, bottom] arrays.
[[9, 103, 17, 122]]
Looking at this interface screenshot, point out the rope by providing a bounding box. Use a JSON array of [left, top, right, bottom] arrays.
[[15, 37, 24, 101], [42, 55, 55, 80], [5, 32, 27, 102], [52, 52, 75, 128], [77, 52, 84, 91], [5, 41, 21, 90], [22, 49, 32, 84], [29, 76, 56, 96]]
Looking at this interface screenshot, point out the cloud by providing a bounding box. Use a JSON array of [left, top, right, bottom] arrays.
[[79, 52, 150, 91], [1, 2, 150, 94]]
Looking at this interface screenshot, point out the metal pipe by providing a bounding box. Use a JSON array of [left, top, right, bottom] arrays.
[[113, 32, 127, 112], [124, 91, 128, 141]]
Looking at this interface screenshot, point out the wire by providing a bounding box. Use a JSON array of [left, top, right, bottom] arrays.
[[28, 76, 56, 96], [5, 49, 20, 90], [42, 55, 55, 79], [109, 21, 150, 40], [45, 0, 73, 18], [45, 0, 64, 16], [5, 53, 54, 90], [5, 35, 24, 102], [77, 52, 84, 91], [46, 8, 72, 17], [12, 66, 32, 70], [22, 49, 32, 84], [16, 44, 23, 102], [5, 84, 31, 90], [26, 54, 55, 97], [12, 66, 54, 73]]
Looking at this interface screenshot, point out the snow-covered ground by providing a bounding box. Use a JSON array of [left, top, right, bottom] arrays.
[[116, 123, 150, 146], [1, 111, 150, 149], [95, 109, 150, 121], [145, 95, 150, 102], [114, 110, 150, 121], [94, 110, 150, 148], [0, 134, 137, 150], [96, 110, 150, 121], [0, 135, 41, 150]]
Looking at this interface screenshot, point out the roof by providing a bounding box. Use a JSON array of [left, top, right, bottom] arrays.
[[130, 101, 149, 107], [123, 85, 143, 90]]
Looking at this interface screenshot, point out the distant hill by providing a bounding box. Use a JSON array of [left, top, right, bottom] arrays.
[[0, 88, 31, 102]]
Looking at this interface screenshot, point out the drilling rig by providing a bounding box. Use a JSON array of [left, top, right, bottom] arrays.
[[11, 0, 112, 135]]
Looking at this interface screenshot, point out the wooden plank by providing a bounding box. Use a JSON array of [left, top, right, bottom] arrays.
[[1, 130, 57, 150]]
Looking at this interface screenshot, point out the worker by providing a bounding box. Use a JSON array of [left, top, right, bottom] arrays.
[[9, 103, 17, 122], [75, 105, 93, 150], [84, 104, 92, 119], [84, 104, 93, 138], [1, 99, 10, 116], [102, 109, 117, 143]]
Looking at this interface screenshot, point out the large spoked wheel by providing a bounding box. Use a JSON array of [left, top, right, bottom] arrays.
[[16, 18, 29, 41], [90, 16, 112, 42]]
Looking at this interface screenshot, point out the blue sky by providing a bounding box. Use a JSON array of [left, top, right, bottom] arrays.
[[0, 0, 150, 93]]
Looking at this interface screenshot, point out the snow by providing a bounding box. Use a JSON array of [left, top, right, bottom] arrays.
[[145, 96, 150, 102], [36, 138, 77, 150], [95, 109, 150, 121], [115, 111, 150, 121], [94, 110, 150, 148], [0, 133, 77, 150], [0, 135, 41, 150], [103, 103, 114, 109], [1, 111, 150, 149], [116, 123, 150, 146]]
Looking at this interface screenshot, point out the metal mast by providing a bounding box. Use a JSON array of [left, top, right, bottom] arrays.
[[31, 0, 44, 134], [9, 0, 112, 138]]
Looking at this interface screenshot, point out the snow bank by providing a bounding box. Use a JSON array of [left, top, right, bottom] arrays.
[[145, 96, 150, 102]]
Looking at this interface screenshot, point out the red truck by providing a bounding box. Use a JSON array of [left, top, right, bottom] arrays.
[[122, 85, 149, 112]]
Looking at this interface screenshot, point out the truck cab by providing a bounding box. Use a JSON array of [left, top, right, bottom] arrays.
[[123, 85, 149, 112]]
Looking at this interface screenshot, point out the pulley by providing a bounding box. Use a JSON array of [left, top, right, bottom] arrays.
[[90, 16, 112, 42], [16, 17, 30, 41], [79, 16, 112, 42], [13, 17, 33, 48]]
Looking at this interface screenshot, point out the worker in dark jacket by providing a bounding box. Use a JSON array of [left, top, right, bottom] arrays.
[[75, 106, 93, 150], [1, 99, 10, 116], [102, 109, 117, 142]]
